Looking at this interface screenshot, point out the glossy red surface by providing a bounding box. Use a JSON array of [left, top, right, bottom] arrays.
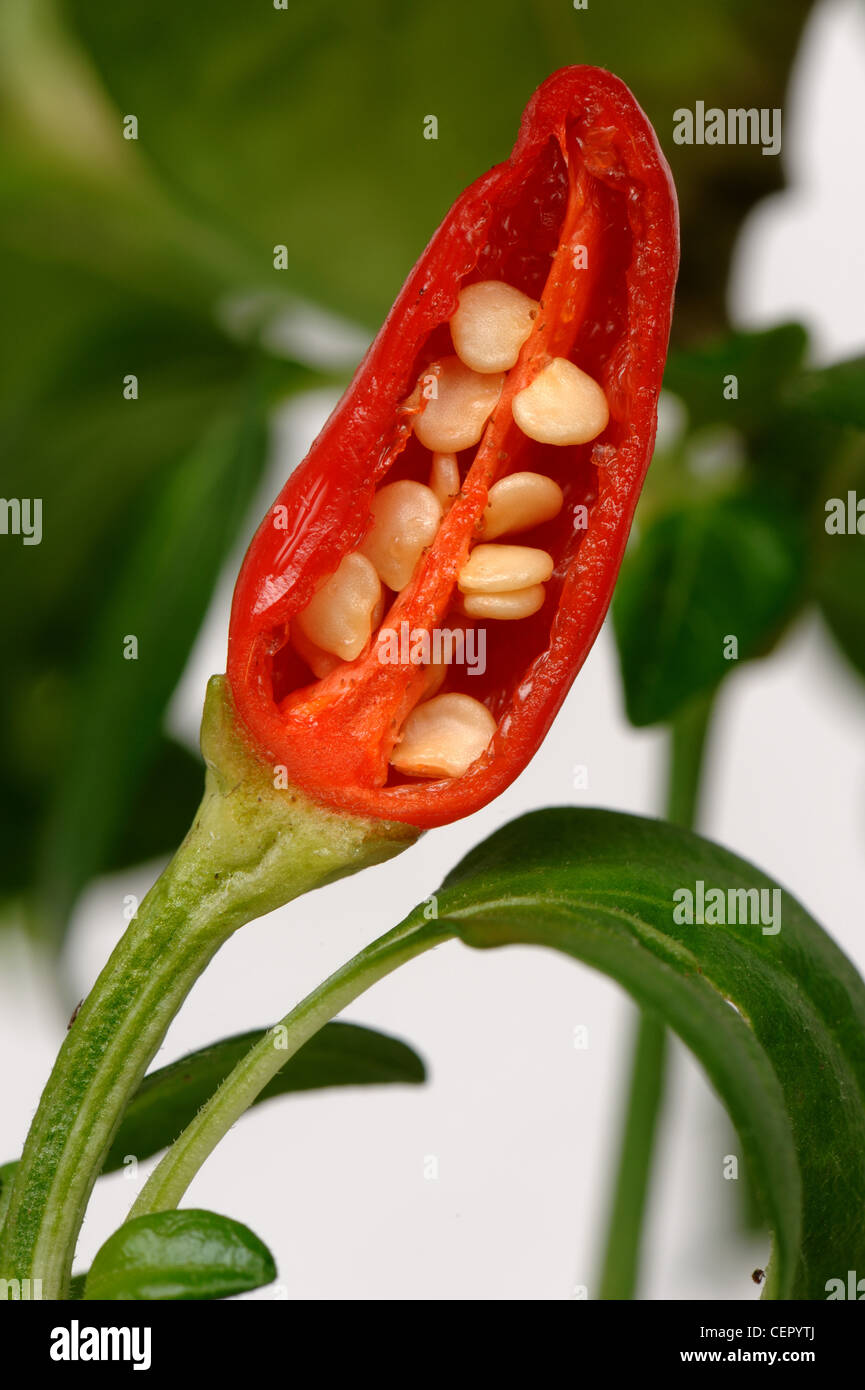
[[227, 66, 679, 827]]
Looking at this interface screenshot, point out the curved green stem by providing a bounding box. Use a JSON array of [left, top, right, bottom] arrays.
[[131, 917, 451, 1218], [596, 1011, 668, 1300], [596, 690, 715, 1300], [665, 690, 715, 833], [0, 678, 416, 1297]]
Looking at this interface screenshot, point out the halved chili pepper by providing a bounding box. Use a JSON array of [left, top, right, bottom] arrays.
[[227, 65, 678, 829]]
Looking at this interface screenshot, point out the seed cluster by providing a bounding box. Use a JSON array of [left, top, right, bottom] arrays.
[[291, 279, 609, 781]]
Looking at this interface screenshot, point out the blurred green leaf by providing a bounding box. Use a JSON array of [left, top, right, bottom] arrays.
[[400, 808, 865, 1299], [813, 441, 865, 682], [660, 323, 848, 509], [35, 389, 271, 946], [786, 356, 865, 432], [0, 0, 253, 314], [63, 0, 816, 342], [664, 323, 808, 433], [618, 323, 857, 729], [0, 290, 259, 794], [102, 1021, 426, 1173], [0, 282, 271, 663], [0, 244, 320, 923], [107, 738, 206, 875], [0, 737, 203, 902], [83, 1209, 276, 1300], [0, 0, 329, 932], [613, 489, 806, 726], [749, 401, 845, 508]]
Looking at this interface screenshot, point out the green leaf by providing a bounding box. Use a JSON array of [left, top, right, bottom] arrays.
[[399, 808, 865, 1300], [0, 287, 252, 911], [613, 488, 806, 726], [813, 441, 865, 681], [660, 327, 855, 517], [748, 402, 845, 509], [34, 387, 271, 945], [63, 0, 817, 342], [0, 1023, 425, 1222], [83, 1209, 276, 1300], [0, 296, 259, 663], [0, 738, 205, 904], [786, 356, 865, 431], [664, 323, 808, 434], [0, 253, 320, 924], [106, 738, 206, 877], [102, 1021, 425, 1173], [0, 2, 252, 317]]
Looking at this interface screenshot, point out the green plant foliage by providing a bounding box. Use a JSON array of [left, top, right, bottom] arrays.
[[83, 1209, 276, 1300], [101, 1021, 426, 1172], [400, 809, 865, 1300]]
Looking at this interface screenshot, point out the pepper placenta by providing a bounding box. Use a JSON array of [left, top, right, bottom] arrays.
[[228, 65, 679, 828]]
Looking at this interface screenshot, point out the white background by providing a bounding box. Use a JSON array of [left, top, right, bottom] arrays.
[[2, 0, 864, 1301]]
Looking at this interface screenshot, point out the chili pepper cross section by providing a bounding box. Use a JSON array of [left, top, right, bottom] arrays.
[[228, 66, 679, 828]]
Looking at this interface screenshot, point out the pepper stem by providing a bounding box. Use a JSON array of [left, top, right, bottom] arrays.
[[129, 916, 451, 1219], [0, 677, 417, 1298], [596, 689, 715, 1299]]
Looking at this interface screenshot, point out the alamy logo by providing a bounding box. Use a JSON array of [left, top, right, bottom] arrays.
[[377, 620, 486, 676], [673, 880, 781, 935], [825, 1271, 865, 1299], [0, 497, 42, 545], [49, 1320, 152, 1370], [825, 491, 865, 534], [673, 102, 781, 156], [0, 1277, 42, 1299]]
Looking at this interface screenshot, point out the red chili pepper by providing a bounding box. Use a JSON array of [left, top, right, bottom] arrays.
[[227, 65, 678, 829]]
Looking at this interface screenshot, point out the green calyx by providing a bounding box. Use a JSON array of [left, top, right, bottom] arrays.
[[191, 674, 420, 920], [0, 674, 418, 1298]]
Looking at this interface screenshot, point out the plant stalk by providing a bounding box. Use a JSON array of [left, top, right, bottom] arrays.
[[130, 917, 451, 1219], [0, 677, 416, 1297], [596, 690, 715, 1299]]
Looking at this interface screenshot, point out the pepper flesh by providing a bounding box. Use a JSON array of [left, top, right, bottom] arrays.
[[228, 65, 679, 829]]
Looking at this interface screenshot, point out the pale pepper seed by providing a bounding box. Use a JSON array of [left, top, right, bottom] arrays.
[[303, 279, 609, 777], [481, 471, 564, 539], [459, 586, 546, 620], [359, 480, 442, 591], [414, 356, 505, 453], [429, 452, 461, 511], [458, 543, 554, 594], [512, 356, 609, 446], [294, 552, 382, 662], [389, 692, 497, 779], [450, 280, 539, 374]]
